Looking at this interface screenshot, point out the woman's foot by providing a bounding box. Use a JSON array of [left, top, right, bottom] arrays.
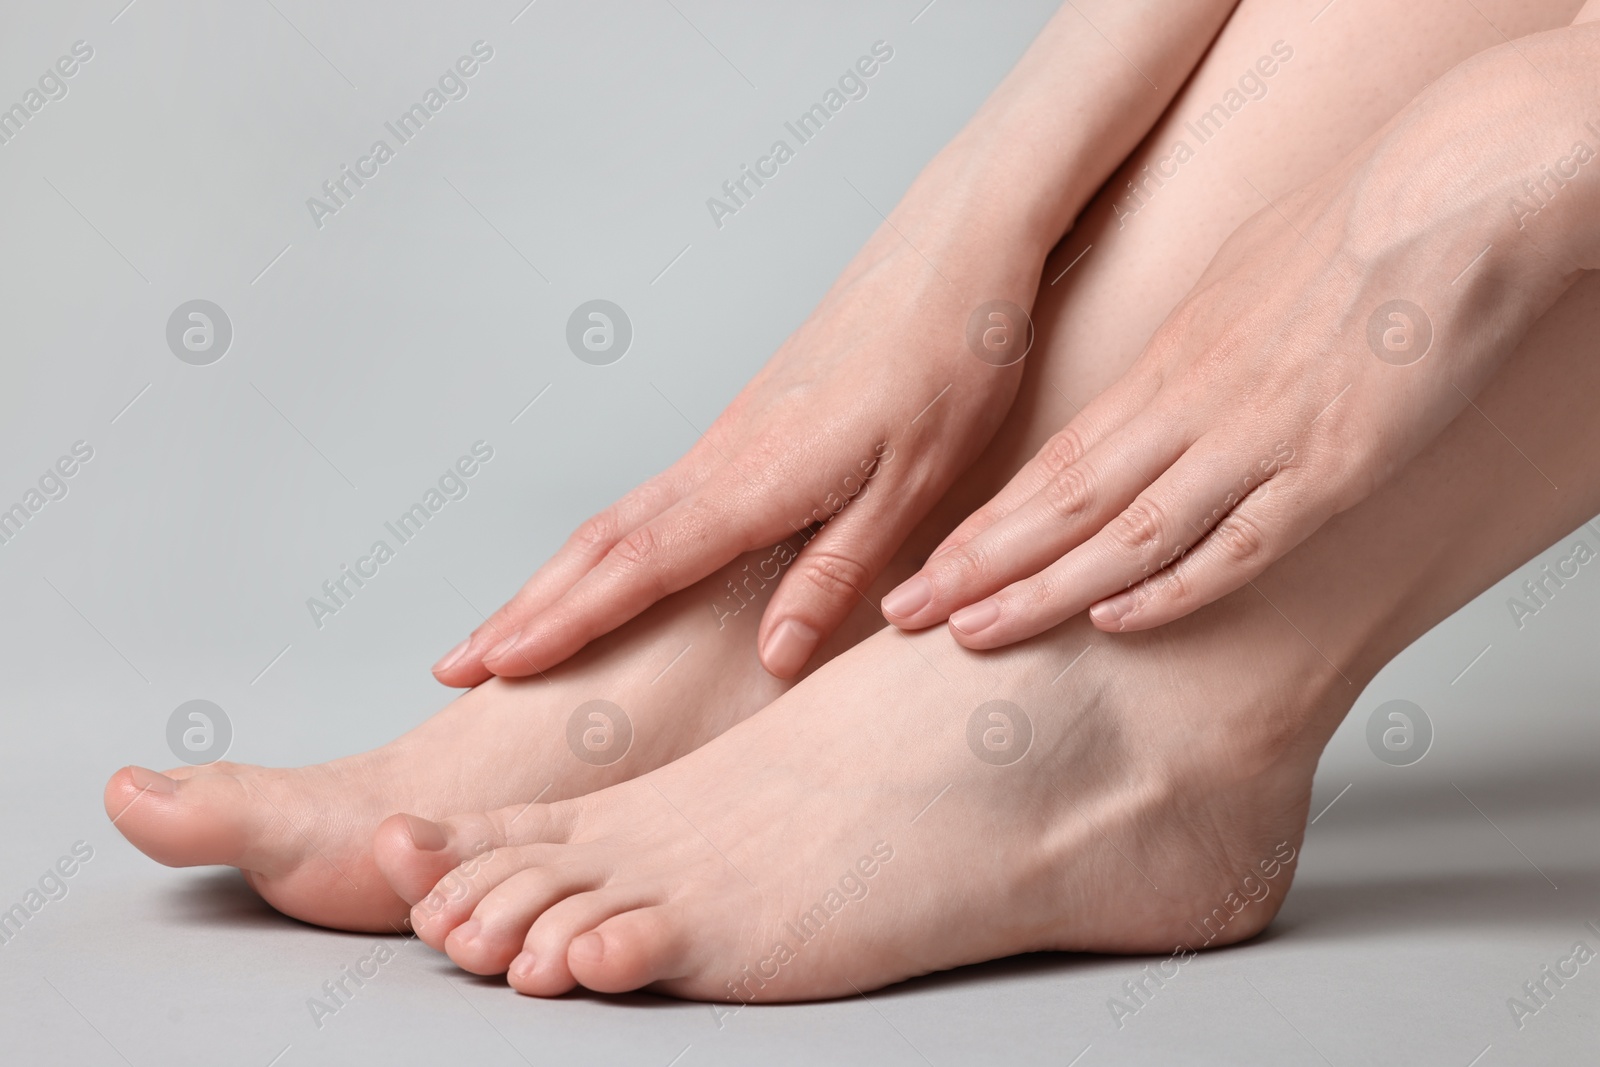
[[102, 550, 815, 932], [380, 589, 1348, 1000]]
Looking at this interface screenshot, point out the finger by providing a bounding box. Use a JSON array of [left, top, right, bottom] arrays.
[[1088, 473, 1322, 632], [433, 464, 704, 686], [481, 477, 780, 676], [884, 420, 1184, 630], [925, 369, 1160, 562], [944, 446, 1277, 649], [757, 488, 927, 678]]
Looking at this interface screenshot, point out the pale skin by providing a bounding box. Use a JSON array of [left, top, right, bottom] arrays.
[[106, 0, 1600, 1000]]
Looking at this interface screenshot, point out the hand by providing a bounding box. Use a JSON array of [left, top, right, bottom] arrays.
[[436, 210, 1045, 685], [880, 39, 1596, 648]]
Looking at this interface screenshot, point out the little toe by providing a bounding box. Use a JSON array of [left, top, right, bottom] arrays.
[[567, 905, 693, 994], [509, 888, 660, 997]]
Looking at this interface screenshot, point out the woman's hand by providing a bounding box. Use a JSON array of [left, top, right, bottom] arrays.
[[432, 0, 1255, 685], [881, 32, 1600, 648], [437, 206, 1044, 683]]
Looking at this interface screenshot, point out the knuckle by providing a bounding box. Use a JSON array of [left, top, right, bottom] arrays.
[[794, 551, 871, 604], [937, 544, 991, 588], [1040, 428, 1087, 477], [1211, 511, 1268, 568], [607, 527, 668, 594], [1109, 499, 1166, 553], [571, 512, 621, 556], [1144, 563, 1188, 608], [1044, 464, 1094, 521]]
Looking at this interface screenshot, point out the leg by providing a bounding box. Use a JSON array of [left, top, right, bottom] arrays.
[[384, 0, 1600, 996]]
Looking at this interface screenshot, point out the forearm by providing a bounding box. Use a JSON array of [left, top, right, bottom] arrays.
[[892, 0, 1240, 268]]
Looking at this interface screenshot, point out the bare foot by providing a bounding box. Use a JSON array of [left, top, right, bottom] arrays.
[[102, 551, 808, 932], [381, 591, 1343, 999]]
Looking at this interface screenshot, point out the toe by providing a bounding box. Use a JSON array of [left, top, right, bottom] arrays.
[[375, 802, 570, 907], [104, 764, 299, 873], [444, 863, 606, 975], [508, 887, 660, 997], [409, 842, 571, 949], [567, 905, 692, 994]]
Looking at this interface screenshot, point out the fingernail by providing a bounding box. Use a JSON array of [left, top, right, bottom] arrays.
[[949, 600, 1000, 635], [485, 631, 522, 663], [762, 619, 820, 677], [881, 577, 933, 619], [509, 951, 536, 980], [570, 931, 605, 965], [128, 766, 177, 795], [402, 814, 447, 852], [433, 639, 471, 674], [1090, 594, 1134, 630], [452, 919, 482, 946]]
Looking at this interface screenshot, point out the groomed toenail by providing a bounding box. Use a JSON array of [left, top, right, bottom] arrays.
[[509, 951, 536, 980], [570, 931, 605, 964], [401, 814, 447, 851], [127, 766, 178, 795], [949, 600, 1000, 635], [453, 919, 482, 946]]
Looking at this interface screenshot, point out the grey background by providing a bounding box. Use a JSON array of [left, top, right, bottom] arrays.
[[1, 1, 1596, 1063]]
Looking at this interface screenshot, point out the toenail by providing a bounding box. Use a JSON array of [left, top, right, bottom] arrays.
[[881, 577, 933, 619], [486, 631, 522, 663], [432, 639, 471, 674], [401, 814, 447, 852], [509, 951, 536, 980], [762, 619, 820, 677], [570, 931, 605, 965], [453, 919, 482, 946], [127, 766, 178, 795], [949, 600, 1000, 635]]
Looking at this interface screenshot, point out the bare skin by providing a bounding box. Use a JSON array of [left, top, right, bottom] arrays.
[[105, 0, 1596, 998], [373, 0, 1600, 999]]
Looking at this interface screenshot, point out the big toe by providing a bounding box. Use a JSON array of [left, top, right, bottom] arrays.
[[105, 764, 293, 872]]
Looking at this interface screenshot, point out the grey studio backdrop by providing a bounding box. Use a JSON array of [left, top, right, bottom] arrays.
[[1, 2, 1596, 1065]]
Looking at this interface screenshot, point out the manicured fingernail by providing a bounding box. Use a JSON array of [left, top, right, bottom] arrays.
[[402, 814, 447, 852], [762, 619, 820, 677], [509, 951, 536, 980], [452, 919, 482, 947], [433, 639, 471, 674], [570, 931, 605, 965], [881, 577, 933, 619], [485, 631, 522, 663], [949, 600, 1000, 635], [1090, 594, 1134, 630], [128, 766, 178, 794]]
